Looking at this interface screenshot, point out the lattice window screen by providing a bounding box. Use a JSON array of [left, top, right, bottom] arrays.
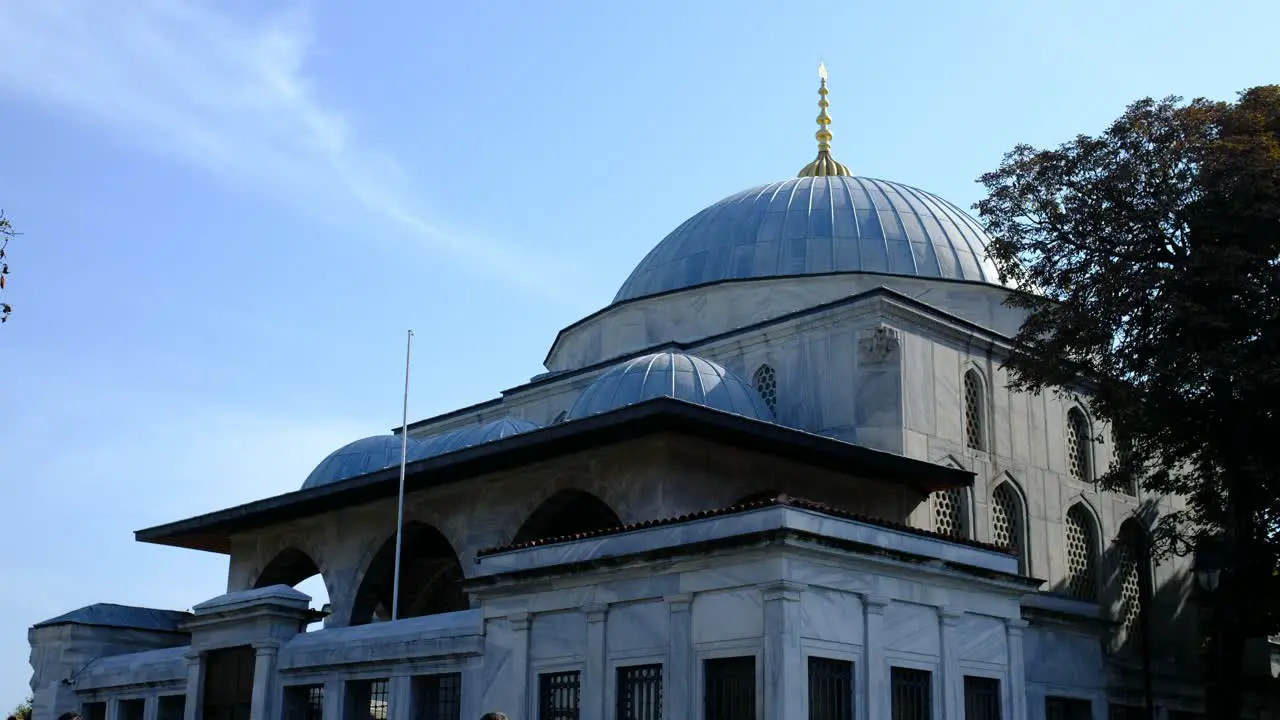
[[933, 488, 968, 539], [964, 371, 985, 451], [1067, 409, 1092, 482], [753, 364, 777, 416], [1064, 505, 1099, 601], [991, 483, 1025, 568], [1116, 535, 1143, 648]]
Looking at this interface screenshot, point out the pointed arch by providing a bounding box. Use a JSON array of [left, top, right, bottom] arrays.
[[349, 522, 467, 626], [752, 363, 778, 417], [990, 477, 1029, 573], [511, 489, 622, 546], [963, 368, 987, 452], [1113, 519, 1152, 653], [1063, 501, 1101, 601], [253, 547, 322, 589], [1066, 406, 1094, 483]]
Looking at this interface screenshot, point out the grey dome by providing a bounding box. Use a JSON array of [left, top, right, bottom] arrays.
[[615, 176, 1003, 303], [302, 435, 428, 490], [418, 417, 540, 457], [567, 351, 773, 422]]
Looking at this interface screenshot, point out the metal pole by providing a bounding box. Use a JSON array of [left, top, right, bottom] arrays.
[[391, 329, 413, 621]]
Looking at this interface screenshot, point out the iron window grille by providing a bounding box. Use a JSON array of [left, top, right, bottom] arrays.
[[539, 671, 581, 720], [616, 664, 663, 720], [285, 685, 323, 720], [807, 657, 853, 720], [347, 679, 390, 720], [157, 696, 186, 720], [703, 656, 756, 720], [963, 676, 1001, 720], [890, 666, 932, 720], [1045, 696, 1092, 720], [413, 673, 462, 720]]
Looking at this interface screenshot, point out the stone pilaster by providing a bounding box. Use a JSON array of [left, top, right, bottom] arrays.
[[249, 641, 280, 720], [939, 608, 964, 720], [509, 612, 532, 719], [763, 582, 804, 720], [1006, 618, 1029, 720], [388, 676, 413, 720], [182, 650, 203, 720], [321, 678, 346, 720], [582, 603, 609, 720], [863, 595, 891, 720], [665, 594, 693, 720], [141, 697, 159, 720]]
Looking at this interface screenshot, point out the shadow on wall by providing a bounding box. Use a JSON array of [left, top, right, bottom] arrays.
[[1040, 496, 1203, 678]]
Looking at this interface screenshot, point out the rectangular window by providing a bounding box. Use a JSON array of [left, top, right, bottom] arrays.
[[1108, 706, 1146, 720], [1045, 696, 1092, 720], [157, 696, 186, 720], [203, 646, 255, 720], [890, 666, 932, 720], [616, 664, 662, 720], [285, 685, 324, 720], [538, 671, 581, 720], [346, 679, 390, 720], [807, 657, 853, 720], [118, 699, 145, 720], [703, 656, 755, 720], [82, 703, 106, 720], [963, 676, 1001, 720], [413, 673, 462, 720]]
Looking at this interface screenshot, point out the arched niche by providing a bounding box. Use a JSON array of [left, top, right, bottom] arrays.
[[512, 489, 622, 546], [349, 522, 467, 626], [253, 547, 329, 631]]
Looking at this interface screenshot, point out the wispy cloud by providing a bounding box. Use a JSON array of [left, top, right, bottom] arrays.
[[0, 0, 573, 298]]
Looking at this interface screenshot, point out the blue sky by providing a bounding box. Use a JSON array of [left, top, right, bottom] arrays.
[[1, 0, 1275, 705]]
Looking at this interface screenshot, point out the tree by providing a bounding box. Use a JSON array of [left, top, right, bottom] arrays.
[[975, 86, 1280, 719], [11, 697, 32, 720], [1, 211, 14, 323]]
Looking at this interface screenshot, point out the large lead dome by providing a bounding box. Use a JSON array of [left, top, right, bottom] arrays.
[[614, 176, 1003, 303], [614, 64, 1003, 304]]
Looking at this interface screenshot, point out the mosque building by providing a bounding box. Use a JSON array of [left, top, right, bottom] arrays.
[[29, 67, 1233, 720]]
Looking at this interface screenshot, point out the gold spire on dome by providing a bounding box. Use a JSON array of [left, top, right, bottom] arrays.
[[797, 62, 852, 178]]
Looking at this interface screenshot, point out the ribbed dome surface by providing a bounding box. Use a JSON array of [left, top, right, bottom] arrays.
[[615, 176, 1003, 303], [418, 417, 540, 457], [567, 351, 773, 422], [302, 435, 427, 490]]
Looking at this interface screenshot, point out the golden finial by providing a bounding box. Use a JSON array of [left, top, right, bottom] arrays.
[[798, 62, 852, 178]]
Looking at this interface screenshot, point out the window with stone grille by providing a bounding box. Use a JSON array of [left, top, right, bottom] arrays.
[[538, 670, 580, 720], [286, 685, 323, 720], [1064, 504, 1100, 602], [1113, 434, 1138, 495], [616, 664, 663, 720], [1115, 525, 1146, 652], [964, 370, 986, 451], [753, 364, 777, 416], [991, 482, 1026, 571], [1066, 408, 1093, 482], [412, 673, 462, 720], [932, 487, 968, 539], [890, 666, 932, 720]]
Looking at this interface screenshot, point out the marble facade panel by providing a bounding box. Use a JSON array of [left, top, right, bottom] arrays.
[[955, 614, 1008, 664], [798, 587, 864, 645], [882, 602, 941, 657], [529, 611, 587, 661], [691, 590, 764, 645], [604, 601, 669, 652]]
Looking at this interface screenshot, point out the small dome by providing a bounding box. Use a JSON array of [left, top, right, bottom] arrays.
[[567, 351, 774, 422], [614, 176, 1004, 304], [302, 435, 428, 490], [419, 417, 541, 457]]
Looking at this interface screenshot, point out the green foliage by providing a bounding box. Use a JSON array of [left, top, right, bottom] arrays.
[[976, 86, 1280, 634], [11, 697, 32, 720], [0, 210, 13, 323]]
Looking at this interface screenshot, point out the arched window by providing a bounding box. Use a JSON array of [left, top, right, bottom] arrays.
[[990, 481, 1027, 572], [1064, 503, 1100, 602], [253, 547, 329, 630], [349, 523, 467, 625], [963, 370, 986, 452], [932, 487, 968, 539], [1115, 522, 1147, 651], [512, 490, 622, 546], [1114, 433, 1138, 495], [752, 364, 777, 416], [1066, 408, 1093, 482]]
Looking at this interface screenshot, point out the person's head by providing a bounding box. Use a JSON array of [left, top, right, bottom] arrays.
[[9, 713, 20, 720], [480, 713, 508, 720], [56, 712, 82, 720]]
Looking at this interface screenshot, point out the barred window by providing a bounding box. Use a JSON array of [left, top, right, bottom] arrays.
[[890, 667, 932, 720], [991, 482, 1026, 571], [616, 664, 662, 720], [286, 685, 323, 720], [346, 679, 390, 720], [157, 696, 186, 720], [119, 700, 145, 720], [1067, 408, 1093, 482], [932, 487, 968, 539], [538, 671, 580, 720], [704, 656, 755, 720], [753, 364, 778, 416], [964, 676, 1001, 720], [964, 370, 986, 451], [808, 657, 853, 720], [413, 673, 461, 720], [82, 704, 106, 720], [1045, 697, 1092, 720], [1064, 504, 1100, 602]]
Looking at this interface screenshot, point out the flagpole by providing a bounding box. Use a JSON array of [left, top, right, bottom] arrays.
[[391, 329, 413, 622]]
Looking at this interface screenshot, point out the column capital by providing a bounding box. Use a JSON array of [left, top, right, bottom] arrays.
[[762, 581, 804, 603], [1005, 617, 1030, 634], [251, 640, 282, 653], [583, 602, 609, 623], [863, 594, 891, 613], [509, 612, 532, 631], [666, 594, 693, 613], [939, 607, 965, 626], [183, 649, 202, 664]]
